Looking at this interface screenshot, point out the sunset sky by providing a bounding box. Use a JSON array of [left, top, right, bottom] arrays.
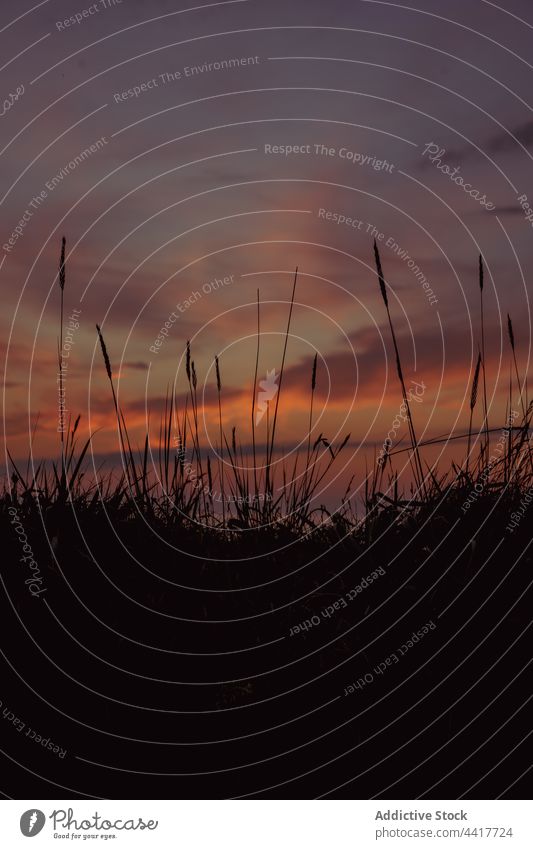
[[2, 0, 532, 497]]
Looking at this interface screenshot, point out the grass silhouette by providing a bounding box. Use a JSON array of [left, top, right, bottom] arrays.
[[2, 239, 532, 798], [3, 237, 533, 540]]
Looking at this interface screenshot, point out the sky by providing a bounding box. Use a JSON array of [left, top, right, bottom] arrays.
[[1, 0, 533, 500]]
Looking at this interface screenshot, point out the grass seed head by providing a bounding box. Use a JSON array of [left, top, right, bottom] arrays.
[[507, 314, 515, 351], [470, 352, 482, 411], [59, 237, 66, 291], [373, 239, 388, 307], [215, 355, 221, 392], [96, 324, 112, 380], [186, 340, 191, 383]]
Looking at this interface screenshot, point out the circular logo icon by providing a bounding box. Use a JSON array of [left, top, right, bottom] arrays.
[[20, 810, 46, 837]]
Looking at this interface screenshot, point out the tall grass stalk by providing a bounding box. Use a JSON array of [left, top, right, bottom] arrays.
[[251, 289, 260, 502], [215, 354, 225, 526], [507, 314, 525, 418], [479, 255, 490, 462], [466, 351, 481, 478], [58, 237, 66, 465], [95, 323, 139, 500], [507, 314, 533, 474], [266, 268, 298, 497], [373, 241, 426, 497], [306, 352, 318, 469]]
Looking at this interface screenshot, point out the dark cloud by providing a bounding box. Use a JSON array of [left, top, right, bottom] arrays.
[[487, 121, 533, 156]]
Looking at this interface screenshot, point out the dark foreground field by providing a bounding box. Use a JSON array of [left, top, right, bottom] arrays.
[[1, 244, 532, 798], [1, 479, 532, 799]]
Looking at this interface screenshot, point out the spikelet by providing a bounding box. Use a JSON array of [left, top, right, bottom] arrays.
[[311, 352, 317, 390], [96, 324, 112, 380], [215, 355, 221, 391], [374, 239, 388, 307], [186, 340, 191, 383], [59, 237, 66, 291], [507, 313, 515, 351], [470, 352, 481, 411]]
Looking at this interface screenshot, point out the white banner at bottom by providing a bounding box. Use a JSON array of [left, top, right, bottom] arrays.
[[1, 800, 531, 848]]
